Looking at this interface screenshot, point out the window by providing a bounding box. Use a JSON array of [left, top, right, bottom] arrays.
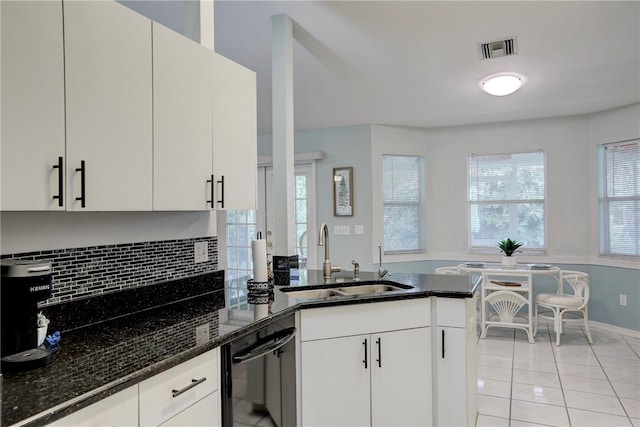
[[226, 209, 257, 309], [295, 173, 309, 268], [382, 155, 425, 254], [225, 164, 317, 310], [600, 140, 640, 258], [468, 151, 545, 251]]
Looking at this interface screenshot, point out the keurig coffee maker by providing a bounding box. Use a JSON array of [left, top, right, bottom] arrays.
[[1, 259, 53, 372]]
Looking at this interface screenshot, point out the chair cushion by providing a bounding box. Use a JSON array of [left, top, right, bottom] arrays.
[[536, 293, 584, 308]]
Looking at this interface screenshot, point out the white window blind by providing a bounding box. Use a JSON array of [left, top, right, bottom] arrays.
[[468, 151, 545, 251], [601, 140, 640, 258], [383, 155, 425, 254]]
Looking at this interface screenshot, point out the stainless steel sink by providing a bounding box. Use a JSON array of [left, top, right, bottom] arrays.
[[280, 288, 342, 299], [280, 281, 413, 299], [335, 284, 407, 295]]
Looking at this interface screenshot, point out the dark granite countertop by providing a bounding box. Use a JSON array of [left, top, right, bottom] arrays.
[[1, 269, 477, 426], [278, 269, 478, 302], [1, 271, 228, 427]]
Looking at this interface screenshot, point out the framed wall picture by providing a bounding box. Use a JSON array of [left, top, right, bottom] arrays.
[[333, 167, 353, 216]]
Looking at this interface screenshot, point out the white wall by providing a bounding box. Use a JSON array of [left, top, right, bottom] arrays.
[[257, 105, 639, 270], [258, 125, 375, 271], [586, 103, 640, 260], [0, 211, 216, 254], [426, 115, 591, 262]]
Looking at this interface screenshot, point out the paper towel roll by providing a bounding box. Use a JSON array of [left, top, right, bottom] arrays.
[[254, 303, 269, 321], [251, 239, 268, 282]]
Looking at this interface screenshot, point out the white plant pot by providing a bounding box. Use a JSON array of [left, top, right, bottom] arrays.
[[37, 325, 48, 347], [501, 256, 517, 268]]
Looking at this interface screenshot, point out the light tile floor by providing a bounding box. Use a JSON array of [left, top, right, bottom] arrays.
[[476, 320, 640, 427]]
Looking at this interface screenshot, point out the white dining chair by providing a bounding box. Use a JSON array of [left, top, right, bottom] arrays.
[[481, 290, 532, 339], [534, 270, 593, 346], [435, 267, 459, 275]]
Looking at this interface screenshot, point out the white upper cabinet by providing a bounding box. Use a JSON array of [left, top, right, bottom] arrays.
[[212, 53, 257, 210], [152, 22, 214, 211], [1, 0, 255, 213], [1, 1, 66, 211], [64, 0, 153, 211]]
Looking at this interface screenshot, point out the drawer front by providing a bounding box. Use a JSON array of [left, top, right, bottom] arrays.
[[301, 298, 430, 341], [49, 385, 138, 427], [436, 297, 475, 328], [139, 349, 219, 426]]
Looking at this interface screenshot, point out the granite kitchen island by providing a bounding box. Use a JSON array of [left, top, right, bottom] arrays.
[[2, 269, 478, 427]]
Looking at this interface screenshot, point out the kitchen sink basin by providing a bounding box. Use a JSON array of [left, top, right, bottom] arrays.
[[280, 289, 342, 299], [280, 281, 413, 299], [335, 284, 407, 295]]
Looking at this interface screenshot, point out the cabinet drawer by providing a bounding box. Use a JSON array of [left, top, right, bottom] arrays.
[[139, 349, 219, 426], [301, 298, 430, 341], [49, 385, 138, 427], [436, 297, 475, 328]]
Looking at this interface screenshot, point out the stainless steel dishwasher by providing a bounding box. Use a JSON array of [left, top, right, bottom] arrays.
[[221, 313, 296, 427]]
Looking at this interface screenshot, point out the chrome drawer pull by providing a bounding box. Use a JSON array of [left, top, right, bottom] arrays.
[[171, 377, 207, 398]]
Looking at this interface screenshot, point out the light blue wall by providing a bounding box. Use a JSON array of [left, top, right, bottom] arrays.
[[259, 104, 640, 331], [387, 260, 640, 331], [258, 125, 375, 272], [588, 264, 640, 331]]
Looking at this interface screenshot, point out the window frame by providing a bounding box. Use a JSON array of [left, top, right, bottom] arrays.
[[382, 154, 426, 256], [599, 139, 640, 260], [467, 149, 547, 254]]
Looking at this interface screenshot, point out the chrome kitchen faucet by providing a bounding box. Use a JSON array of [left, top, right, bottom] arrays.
[[318, 222, 341, 280], [378, 241, 389, 278]]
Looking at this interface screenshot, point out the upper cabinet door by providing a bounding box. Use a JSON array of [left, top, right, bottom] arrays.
[[152, 23, 214, 211], [1, 1, 65, 211], [212, 53, 257, 210], [64, 0, 153, 211]]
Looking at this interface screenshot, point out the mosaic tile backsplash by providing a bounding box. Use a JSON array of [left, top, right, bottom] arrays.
[[0, 237, 218, 305]]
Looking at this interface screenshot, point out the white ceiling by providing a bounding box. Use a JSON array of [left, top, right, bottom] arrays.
[[123, 1, 640, 134]]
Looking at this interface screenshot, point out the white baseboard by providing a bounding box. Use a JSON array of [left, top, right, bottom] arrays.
[[589, 320, 640, 338]]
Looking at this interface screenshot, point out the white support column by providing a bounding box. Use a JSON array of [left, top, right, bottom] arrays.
[[271, 14, 296, 256], [200, 0, 214, 49], [182, 1, 213, 49]]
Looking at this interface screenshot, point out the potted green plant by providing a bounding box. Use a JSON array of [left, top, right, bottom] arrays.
[[497, 238, 523, 267]]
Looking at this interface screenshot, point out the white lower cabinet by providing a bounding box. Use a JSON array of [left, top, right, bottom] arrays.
[[50, 348, 220, 427], [48, 385, 138, 427], [139, 349, 220, 427], [299, 299, 432, 427], [159, 391, 219, 427], [435, 297, 478, 427], [301, 335, 370, 426]]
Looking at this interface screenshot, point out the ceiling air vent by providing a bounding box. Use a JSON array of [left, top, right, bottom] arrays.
[[479, 38, 517, 60]]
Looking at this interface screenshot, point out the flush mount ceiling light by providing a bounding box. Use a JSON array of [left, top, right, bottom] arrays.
[[479, 73, 526, 96]]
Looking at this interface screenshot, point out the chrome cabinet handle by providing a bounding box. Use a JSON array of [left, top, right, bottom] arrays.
[[171, 377, 207, 398], [52, 156, 64, 207]]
